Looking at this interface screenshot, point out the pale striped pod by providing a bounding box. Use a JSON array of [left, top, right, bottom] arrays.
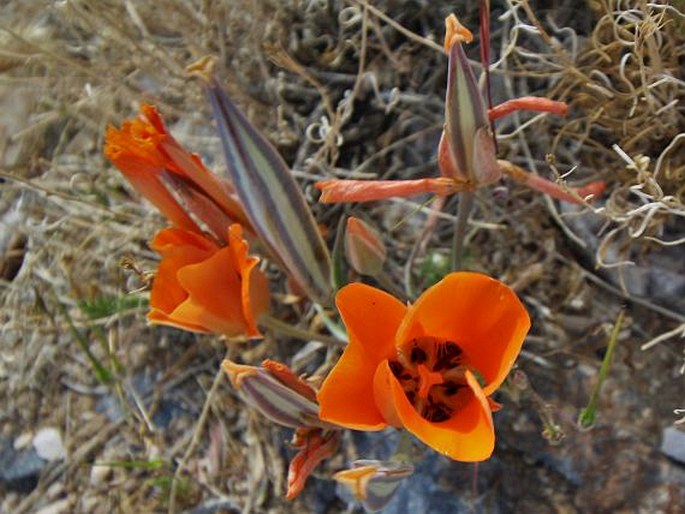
[[207, 79, 333, 305]]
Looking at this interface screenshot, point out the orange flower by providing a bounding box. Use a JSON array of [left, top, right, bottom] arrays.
[[317, 272, 530, 461], [104, 104, 250, 241], [148, 223, 269, 338]]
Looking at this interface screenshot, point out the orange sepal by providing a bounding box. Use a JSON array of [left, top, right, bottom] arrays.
[[396, 272, 530, 397], [374, 362, 495, 461], [317, 284, 406, 430], [104, 124, 201, 233], [263, 359, 318, 403], [315, 178, 461, 204]]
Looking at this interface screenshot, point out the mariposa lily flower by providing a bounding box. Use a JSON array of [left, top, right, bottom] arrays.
[[149, 224, 268, 338], [104, 103, 251, 243], [317, 272, 530, 461]]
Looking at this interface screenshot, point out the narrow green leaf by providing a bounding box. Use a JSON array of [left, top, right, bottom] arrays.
[[56, 298, 113, 384], [207, 80, 333, 305], [578, 310, 625, 430]]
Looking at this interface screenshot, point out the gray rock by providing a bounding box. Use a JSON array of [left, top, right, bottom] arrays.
[[661, 426, 685, 465], [0, 435, 47, 493]]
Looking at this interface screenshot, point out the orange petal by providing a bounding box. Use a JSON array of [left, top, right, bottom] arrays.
[[149, 228, 218, 315], [374, 362, 494, 461], [262, 359, 318, 403], [147, 226, 266, 338], [487, 97, 568, 121], [160, 142, 251, 229], [286, 431, 340, 500], [317, 284, 407, 430], [396, 272, 530, 396], [172, 247, 252, 337], [227, 224, 269, 336], [104, 127, 201, 233]]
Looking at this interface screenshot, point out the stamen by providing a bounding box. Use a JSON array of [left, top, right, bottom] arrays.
[[392, 339, 473, 423], [410, 347, 427, 364]]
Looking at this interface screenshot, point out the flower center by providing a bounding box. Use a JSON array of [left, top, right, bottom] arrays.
[[389, 337, 471, 423]]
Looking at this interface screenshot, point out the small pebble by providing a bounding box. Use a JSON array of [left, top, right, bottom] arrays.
[[660, 426, 685, 464], [33, 428, 66, 462]]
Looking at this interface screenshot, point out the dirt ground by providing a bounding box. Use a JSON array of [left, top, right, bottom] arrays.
[[1, 1, 683, 513]]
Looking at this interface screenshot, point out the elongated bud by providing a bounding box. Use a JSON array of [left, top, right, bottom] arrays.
[[194, 57, 333, 305], [222, 359, 335, 430], [344, 217, 386, 277], [440, 15, 501, 188], [334, 460, 414, 512]]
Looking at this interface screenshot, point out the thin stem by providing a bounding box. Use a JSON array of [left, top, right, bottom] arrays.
[[451, 192, 474, 270], [261, 314, 346, 345], [578, 310, 625, 430]]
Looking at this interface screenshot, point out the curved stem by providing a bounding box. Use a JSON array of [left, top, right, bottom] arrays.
[[260, 314, 346, 346]]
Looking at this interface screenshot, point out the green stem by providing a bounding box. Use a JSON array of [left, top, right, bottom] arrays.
[[260, 314, 346, 345], [578, 310, 625, 430], [451, 191, 474, 271]]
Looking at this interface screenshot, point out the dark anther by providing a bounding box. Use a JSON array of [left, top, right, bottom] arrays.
[[443, 341, 462, 358], [410, 347, 427, 364], [423, 403, 451, 423], [442, 381, 463, 396], [389, 360, 403, 378], [434, 341, 463, 371], [405, 391, 416, 403]]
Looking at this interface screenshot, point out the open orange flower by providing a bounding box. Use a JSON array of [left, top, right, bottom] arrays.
[[148, 223, 269, 338], [317, 272, 530, 461]]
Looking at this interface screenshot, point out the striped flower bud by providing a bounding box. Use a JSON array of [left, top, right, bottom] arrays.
[[334, 460, 414, 512]]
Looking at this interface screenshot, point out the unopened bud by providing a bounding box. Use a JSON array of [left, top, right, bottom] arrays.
[[334, 460, 414, 512], [344, 217, 387, 277], [222, 359, 335, 430]]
